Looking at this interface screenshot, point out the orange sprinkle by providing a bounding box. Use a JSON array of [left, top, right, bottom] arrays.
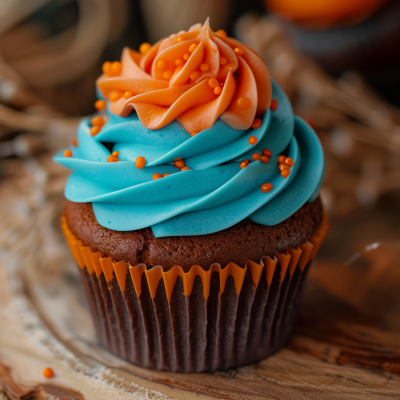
[[237, 97, 250, 109], [111, 61, 122, 76], [189, 43, 198, 53], [95, 100, 106, 110], [174, 160, 185, 168], [90, 126, 101, 136], [139, 42, 152, 55], [284, 157, 294, 167], [91, 116, 105, 127], [110, 91, 123, 102], [251, 118, 262, 129], [191, 131, 198, 137], [124, 91, 133, 99], [157, 60, 167, 69], [252, 152, 260, 161], [107, 155, 119, 162], [306, 119, 315, 129], [281, 169, 290, 178], [153, 173, 163, 180], [163, 173, 170, 177], [279, 164, 289, 171], [175, 58, 184, 67], [181, 167, 191, 171], [102, 61, 111, 75], [261, 183, 273, 193], [208, 78, 219, 88], [177, 35, 184, 42], [260, 156, 270, 163], [234, 47, 244, 56], [135, 156, 146, 169], [190, 71, 200, 81], [214, 86, 222, 95], [71, 139, 78, 147], [43, 367, 54, 379], [64, 149, 72, 157], [216, 29, 227, 37], [278, 155, 286, 164], [183, 53, 190, 61], [219, 57, 227, 66], [262, 149, 272, 158], [240, 161, 248, 169], [270, 99, 278, 111], [163, 70, 173, 80], [248, 136, 257, 145], [200, 63, 209, 72], [112, 151, 119, 157]]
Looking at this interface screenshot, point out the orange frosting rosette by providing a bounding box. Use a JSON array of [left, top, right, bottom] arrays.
[[97, 20, 272, 133]]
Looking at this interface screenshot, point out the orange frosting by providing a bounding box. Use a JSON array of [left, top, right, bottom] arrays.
[[97, 20, 272, 133]]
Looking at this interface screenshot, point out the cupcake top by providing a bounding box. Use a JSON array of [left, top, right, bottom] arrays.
[[54, 21, 325, 237]]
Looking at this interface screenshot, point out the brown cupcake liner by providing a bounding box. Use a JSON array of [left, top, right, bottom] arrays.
[[62, 213, 328, 372]]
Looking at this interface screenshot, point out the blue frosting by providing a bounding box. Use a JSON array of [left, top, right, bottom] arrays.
[[54, 80, 325, 237]]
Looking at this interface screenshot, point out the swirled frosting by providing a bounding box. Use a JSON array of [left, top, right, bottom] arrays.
[[54, 24, 325, 238]]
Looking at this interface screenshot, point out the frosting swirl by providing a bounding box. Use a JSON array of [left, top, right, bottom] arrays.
[[97, 20, 272, 133]]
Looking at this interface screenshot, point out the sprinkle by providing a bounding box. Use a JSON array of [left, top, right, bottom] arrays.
[[139, 42, 152, 55], [157, 60, 167, 69], [95, 100, 106, 110], [251, 118, 262, 129], [102, 61, 111, 74], [135, 156, 146, 169], [174, 160, 185, 168], [190, 132, 198, 137], [237, 97, 250, 109], [243, 159, 250, 164], [90, 126, 101, 136], [200, 63, 209, 72], [260, 156, 270, 163], [240, 161, 248, 169], [124, 91, 133, 99], [262, 149, 272, 157], [190, 71, 200, 81], [284, 157, 294, 167], [219, 57, 227, 65], [278, 155, 286, 164], [252, 153, 260, 161], [208, 78, 219, 88], [279, 164, 289, 171], [181, 167, 191, 171], [112, 151, 119, 157], [183, 53, 190, 61], [43, 368, 54, 379], [153, 173, 163, 180], [175, 58, 184, 67], [110, 91, 123, 102], [234, 47, 244, 56], [216, 29, 227, 37], [248, 136, 257, 145], [189, 43, 198, 53], [270, 99, 278, 111], [107, 155, 119, 162], [163, 70, 173, 80], [177, 35, 184, 42], [91, 116, 105, 126], [281, 169, 290, 178], [64, 149, 72, 157], [214, 86, 222, 95], [163, 173, 170, 177], [71, 139, 78, 147], [111, 61, 122, 76], [261, 183, 273, 193], [306, 119, 315, 129]]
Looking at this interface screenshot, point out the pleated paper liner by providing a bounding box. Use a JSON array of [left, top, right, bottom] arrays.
[[61, 213, 328, 372]]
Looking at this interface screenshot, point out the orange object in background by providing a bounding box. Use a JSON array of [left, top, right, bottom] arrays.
[[266, 0, 388, 27]]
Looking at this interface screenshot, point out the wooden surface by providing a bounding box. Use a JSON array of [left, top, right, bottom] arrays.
[[1, 201, 400, 399]]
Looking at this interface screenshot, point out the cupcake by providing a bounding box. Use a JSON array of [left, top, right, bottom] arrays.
[[55, 20, 327, 372], [265, 0, 400, 104]]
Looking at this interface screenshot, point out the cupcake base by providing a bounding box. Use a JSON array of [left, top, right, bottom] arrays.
[[62, 212, 328, 372]]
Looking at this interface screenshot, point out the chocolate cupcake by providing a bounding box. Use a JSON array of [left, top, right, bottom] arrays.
[[55, 20, 327, 372]]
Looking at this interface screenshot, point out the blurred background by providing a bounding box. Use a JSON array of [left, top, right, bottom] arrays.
[[0, 0, 400, 276]]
